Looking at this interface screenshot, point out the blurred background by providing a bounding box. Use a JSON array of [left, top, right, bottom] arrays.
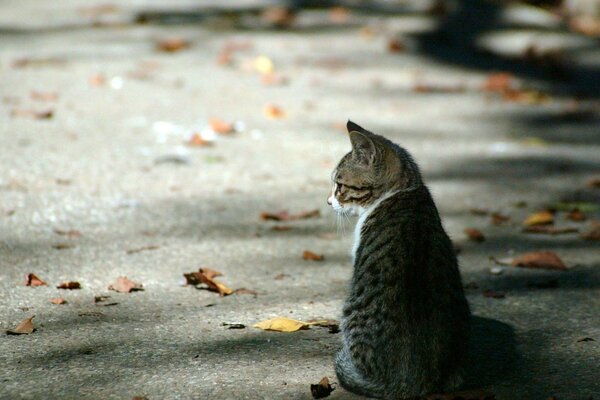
[[1, 1, 600, 399]]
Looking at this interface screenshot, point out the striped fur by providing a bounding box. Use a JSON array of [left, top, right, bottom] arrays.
[[331, 121, 470, 399]]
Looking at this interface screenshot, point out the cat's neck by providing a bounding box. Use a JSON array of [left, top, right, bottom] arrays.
[[351, 190, 399, 262]]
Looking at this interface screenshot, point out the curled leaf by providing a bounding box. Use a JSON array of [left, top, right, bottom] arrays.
[[260, 209, 320, 221], [57, 281, 81, 290], [108, 276, 143, 293], [25, 273, 47, 287], [464, 228, 485, 242], [183, 269, 232, 296], [523, 210, 554, 226], [156, 38, 190, 53], [303, 250, 324, 261], [263, 104, 285, 120], [311, 376, 335, 399], [50, 298, 67, 305], [6, 316, 35, 335], [209, 118, 234, 134], [512, 251, 567, 270], [253, 317, 310, 332]]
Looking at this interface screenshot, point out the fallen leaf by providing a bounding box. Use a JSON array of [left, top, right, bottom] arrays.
[[311, 376, 335, 399], [490, 213, 510, 225], [183, 269, 232, 296], [482, 72, 514, 92], [25, 273, 47, 287], [522, 226, 578, 235], [413, 83, 465, 93], [274, 273, 288, 280], [52, 243, 75, 250], [156, 38, 190, 53], [132, 396, 149, 400], [329, 6, 349, 23], [53, 229, 82, 238], [512, 251, 567, 270], [464, 228, 485, 242], [126, 245, 160, 254], [587, 178, 600, 188], [6, 316, 35, 335], [222, 323, 246, 329], [108, 277, 143, 293], [387, 38, 405, 53], [567, 209, 586, 222], [272, 225, 292, 231], [482, 290, 505, 299], [261, 6, 295, 28], [10, 108, 53, 119], [260, 209, 320, 221], [263, 104, 285, 120], [30, 91, 58, 102], [577, 337, 596, 342], [209, 118, 234, 134], [253, 317, 310, 332], [303, 250, 325, 261], [55, 178, 71, 185], [89, 74, 105, 86], [233, 288, 258, 296], [50, 298, 67, 305], [581, 221, 600, 241], [523, 210, 554, 226], [57, 281, 81, 290], [307, 319, 340, 334], [186, 133, 211, 147]]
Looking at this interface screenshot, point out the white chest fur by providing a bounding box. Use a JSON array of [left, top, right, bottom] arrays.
[[351, 191, 396, 262]]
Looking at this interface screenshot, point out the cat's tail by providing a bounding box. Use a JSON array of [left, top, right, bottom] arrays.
[[335, 347, 384, 398]]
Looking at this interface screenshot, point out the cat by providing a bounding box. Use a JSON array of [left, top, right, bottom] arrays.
[[328, 121, 471, 399]]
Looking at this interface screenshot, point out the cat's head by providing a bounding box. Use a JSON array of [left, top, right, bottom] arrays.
[[327, 121, 421, 215]]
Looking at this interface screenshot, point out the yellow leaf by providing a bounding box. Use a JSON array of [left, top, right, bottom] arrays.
[[523, 210, 554, 226], [214, 281, 233, 296], [253, 317, 309, 332]]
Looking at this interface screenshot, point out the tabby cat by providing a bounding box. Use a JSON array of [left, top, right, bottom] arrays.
[[328, 121, 471, 399]]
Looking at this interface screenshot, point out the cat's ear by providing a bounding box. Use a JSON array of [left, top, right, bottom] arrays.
[[346, 120, 366, 133], [349, 130, 376, 165]]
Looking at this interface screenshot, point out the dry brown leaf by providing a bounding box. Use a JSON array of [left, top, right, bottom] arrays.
[[482, 72, 514, 92], [329, 6, 349, 23], [490, 213, 510, 225], [57, 281, 81, 290], [11, 108, 53, 119], [303, 250, 325, 261], [464, 228, 485, 242], [25, 273, 47, 287], [263, 104, 285, 120], [567, 209, 586, 222], [183, 269, 231, 296], [272, 225, 292, 231], [126, 245, 160, 254], [89, 74, 105, 87], [53, 229, 82, 238], [50, 298, 67, 305], [209, 118, 234, 134], [581, 221, 600, 241], [512, 251, 567, 270], [522, 226, 578, 235], [253, 317, 309, 332], [6, 316, 35, 335], [52, 242, 75, 250], [186, 133, 211, 147], [311, 376, 335, 399], [261, 6, 295, 28], [523, 210, 554, 226], [156, 38, 190, 53], [388, 38, 405, 53], [260, 209, 320, 221], [587, 178, 600, 188], [274, 273, 288, 280], [30, 91, 58, 102], [108, 276, 143, 293]]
